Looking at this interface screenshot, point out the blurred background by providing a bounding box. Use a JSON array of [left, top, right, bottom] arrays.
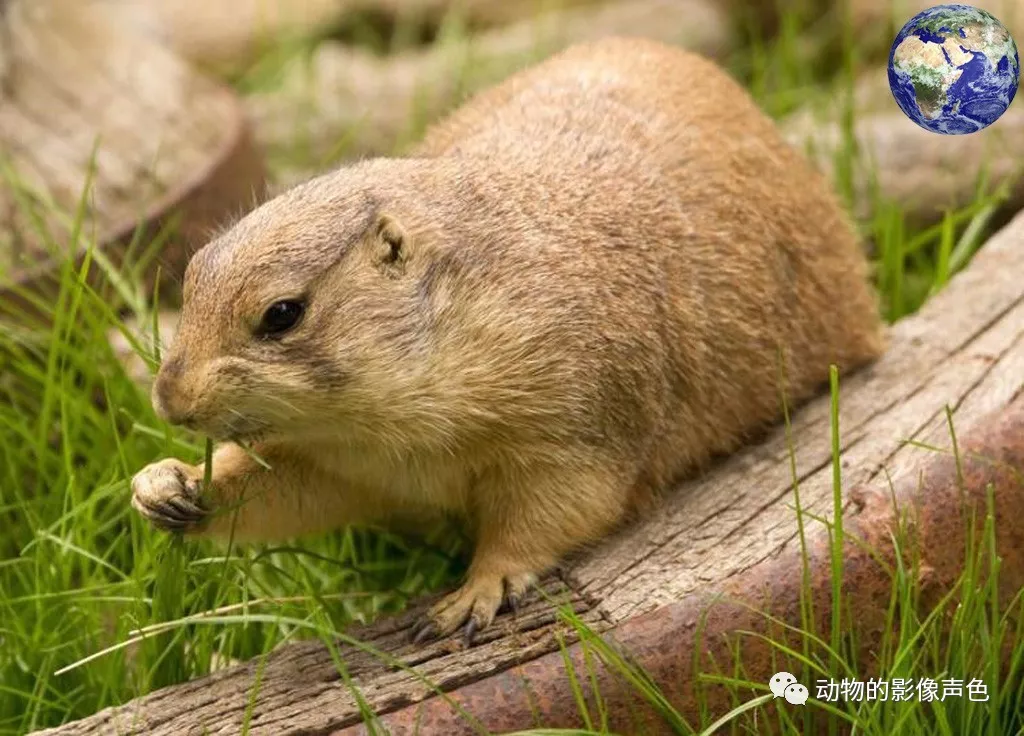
[[1, 0, 1022, 325], [0, 2, 1022, 732]]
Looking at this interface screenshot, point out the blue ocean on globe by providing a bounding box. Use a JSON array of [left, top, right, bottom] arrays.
[[888, 4, 1020, 134]]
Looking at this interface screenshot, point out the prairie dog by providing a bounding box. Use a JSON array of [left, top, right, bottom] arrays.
[[131, 37, 884, 642]]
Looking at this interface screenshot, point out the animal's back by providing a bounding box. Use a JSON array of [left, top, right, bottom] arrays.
[[417, 37, 884, 487]]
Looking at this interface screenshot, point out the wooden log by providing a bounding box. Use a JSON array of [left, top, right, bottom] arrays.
[[846, 0, 1024, 63], [116, 0, 606, 77], [34, 169, 1024, 735], [734, 0, 1024, 60], [245, 0, 732, 179], [781, 69, 1024, 228], [732, 0, 1024, 229], [0, 0, 266, 312]]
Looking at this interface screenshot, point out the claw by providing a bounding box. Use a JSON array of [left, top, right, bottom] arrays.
[[407, 571, 538, 647], [132, 498, 186, 530], [154, 503, 189, 522], [408, 618, 426, 642], [411, 619, 439, 645], [131, 459, 209, 534], [463, 618, 479, 647], [165, 496, 207, 521]]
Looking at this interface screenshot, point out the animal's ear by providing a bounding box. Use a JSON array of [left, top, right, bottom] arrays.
[[369, 213, 408, 273]]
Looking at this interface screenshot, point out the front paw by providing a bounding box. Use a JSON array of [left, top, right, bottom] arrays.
[[131, 459, 210, 533]]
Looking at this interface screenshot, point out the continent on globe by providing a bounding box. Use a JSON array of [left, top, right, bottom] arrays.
[[888, 4, 1019, 134]]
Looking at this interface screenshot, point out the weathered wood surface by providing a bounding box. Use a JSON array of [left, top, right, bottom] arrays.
[[35, 179, 1024, 734], [0, 0, 264, 306]]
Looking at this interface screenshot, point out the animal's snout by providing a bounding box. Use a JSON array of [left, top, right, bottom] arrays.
[[152, 357, 196, 427]]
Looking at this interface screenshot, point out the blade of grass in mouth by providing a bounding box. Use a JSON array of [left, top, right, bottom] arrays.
[[202, 437, 213, 493]]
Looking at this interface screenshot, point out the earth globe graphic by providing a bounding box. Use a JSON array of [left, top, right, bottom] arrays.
[[888, 4, 1020, 134]]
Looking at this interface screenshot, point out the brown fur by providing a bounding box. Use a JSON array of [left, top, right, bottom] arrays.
[[131, 37, 885, 639]]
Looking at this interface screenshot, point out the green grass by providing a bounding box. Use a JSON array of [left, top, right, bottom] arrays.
[[1, 3, 1022, 734]]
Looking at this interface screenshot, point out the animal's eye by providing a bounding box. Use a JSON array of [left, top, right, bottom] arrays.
[[257, 300, 305, 337]]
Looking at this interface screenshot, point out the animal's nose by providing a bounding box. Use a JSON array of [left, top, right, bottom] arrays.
[[152, 359, 195, 427]]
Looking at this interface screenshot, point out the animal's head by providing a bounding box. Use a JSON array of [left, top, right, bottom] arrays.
[[151, 160, 454, 444]]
